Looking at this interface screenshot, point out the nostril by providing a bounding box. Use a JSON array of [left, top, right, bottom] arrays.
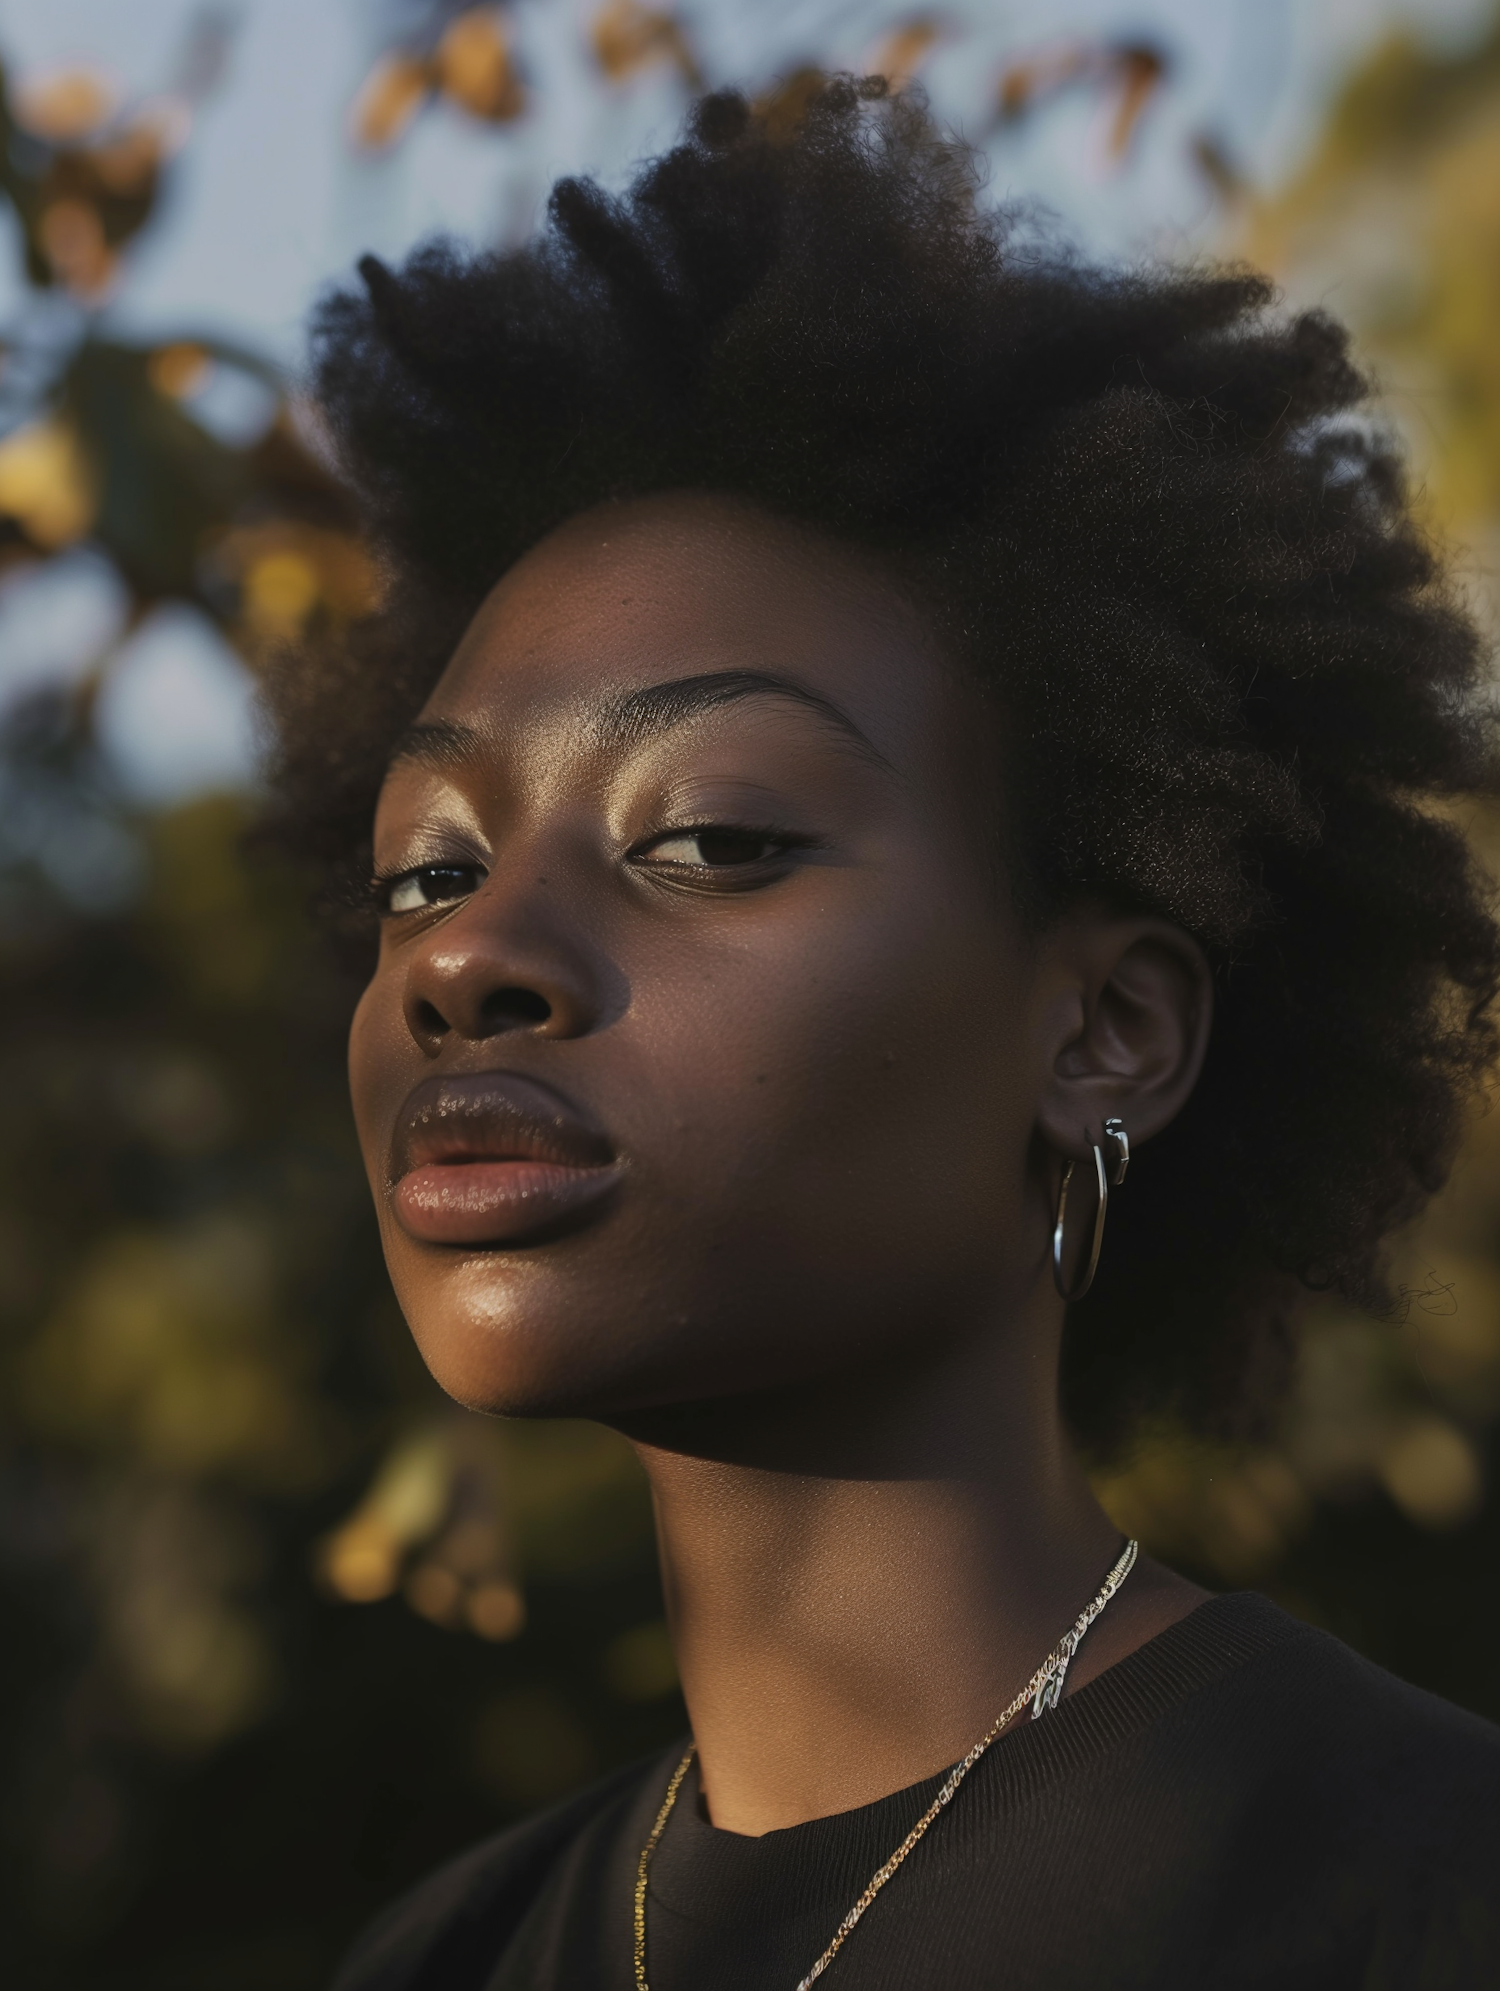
[[414, 998, 449, 1037], [481, 986, 552, 1029]]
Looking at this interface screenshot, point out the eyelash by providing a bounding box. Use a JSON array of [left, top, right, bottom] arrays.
[[374, 863, 482, 917], [373, 823, 814, 918], [633, 823, 812, 873]]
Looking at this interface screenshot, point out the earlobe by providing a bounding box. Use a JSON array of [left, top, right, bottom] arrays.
[[1035, 915, 1212, 1161]]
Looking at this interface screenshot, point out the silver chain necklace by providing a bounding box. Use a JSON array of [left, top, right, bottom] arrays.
[[633, 1537, 1140, 1991]]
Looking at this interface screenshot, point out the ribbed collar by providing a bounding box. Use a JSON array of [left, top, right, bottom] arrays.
[[646, 1591, 1305, 1922]]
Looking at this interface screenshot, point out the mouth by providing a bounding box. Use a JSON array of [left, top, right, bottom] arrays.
[[388, 1071, 623, 1246]]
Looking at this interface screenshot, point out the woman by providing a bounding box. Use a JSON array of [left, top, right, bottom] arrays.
[[276, 79, 1500, 1990]]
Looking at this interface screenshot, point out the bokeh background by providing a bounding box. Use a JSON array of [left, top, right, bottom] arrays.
[[4, 1, 1500, 1984]]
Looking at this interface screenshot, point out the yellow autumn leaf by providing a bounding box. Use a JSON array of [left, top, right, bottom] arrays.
[[38, 197, 117, 298], [214, 521, 379, 639], [350, 51, 434, 150], [148, 342, 210, 399], [590, 0, 702, 89], [244, 551, 321, 636], [437, 7, 525, 121], [1379, 1415, 1482, 1528], [0, 417, 97, 547], [92, 121, 167, 197], [866, 19, 942, 93], [10, 65, 118, 141]]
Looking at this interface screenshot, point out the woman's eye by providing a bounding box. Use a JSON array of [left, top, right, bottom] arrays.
[[641, 829, 780, 869], [382, 864, 482, 914]]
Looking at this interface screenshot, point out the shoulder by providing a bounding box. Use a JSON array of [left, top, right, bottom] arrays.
[[1194, 1592, 1500, 1780], [1160, 1596, 1500, 1901], [1061, 1594, 1500, 1980], [329, 1751, 668, 1991]]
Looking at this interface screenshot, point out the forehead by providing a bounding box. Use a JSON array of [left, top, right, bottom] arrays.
[[419, 493, 969, 767]]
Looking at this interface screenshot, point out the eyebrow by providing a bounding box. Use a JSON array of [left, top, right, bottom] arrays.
[[603, 671, 892, 768], [384, 672, 892, 776], [386, 717, 486, 770]]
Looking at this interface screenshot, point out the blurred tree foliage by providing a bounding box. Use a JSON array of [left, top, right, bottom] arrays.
[[1095, 8, 1500, 1704], [0, 21, 681, 1989], [1, 10, 1499, 1989], [1246, 14, 1500, 544]]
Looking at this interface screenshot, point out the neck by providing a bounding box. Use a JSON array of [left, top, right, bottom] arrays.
[[623, 1288, 1200, 1837]]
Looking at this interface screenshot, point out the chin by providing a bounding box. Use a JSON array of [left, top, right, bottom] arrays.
[[404, 1311, 621, 1423], [394, 1254, 677, 1422], [384, 1217, 998, 1428]]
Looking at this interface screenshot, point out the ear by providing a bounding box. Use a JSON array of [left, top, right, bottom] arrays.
[[1033, 913, 1212, 1162]]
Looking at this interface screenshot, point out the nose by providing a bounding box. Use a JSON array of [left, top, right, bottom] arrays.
[[400, 863, 609, 1052]]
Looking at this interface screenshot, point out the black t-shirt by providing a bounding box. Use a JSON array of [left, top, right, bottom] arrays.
[[332, 1594, 1500, 1990]]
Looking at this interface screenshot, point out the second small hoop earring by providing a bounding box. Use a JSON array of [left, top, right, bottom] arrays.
[[1052, 1117, 1130, 1303]]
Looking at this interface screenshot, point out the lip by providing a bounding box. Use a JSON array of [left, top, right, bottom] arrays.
[[389, 1071, 622, 1246]]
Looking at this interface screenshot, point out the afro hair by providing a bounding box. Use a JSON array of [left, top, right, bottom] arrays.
[[266, 76, 1500, 1456]]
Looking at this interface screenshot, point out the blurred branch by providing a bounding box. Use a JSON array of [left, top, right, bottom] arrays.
[[864, 19, 944, 93], [994, 37, 1169, 161], [590, 3, 703, 91], [0, 13, 233, 300], [351, 6, 526, 151]]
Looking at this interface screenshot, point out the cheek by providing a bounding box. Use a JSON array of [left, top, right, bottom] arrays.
[[347, 969, 410, 1185], [616, 886, 1035, 1332], [343, 877, 1039, 1415]]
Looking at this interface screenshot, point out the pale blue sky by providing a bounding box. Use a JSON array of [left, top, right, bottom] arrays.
[[0, 0, 1492, 818], [1, 0, 1491, 366]]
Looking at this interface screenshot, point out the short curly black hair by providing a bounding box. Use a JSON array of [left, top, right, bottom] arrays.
[[267, 77, 1500, 1456]]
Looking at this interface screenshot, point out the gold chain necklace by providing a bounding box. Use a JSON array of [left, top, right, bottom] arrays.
[[633, 1537, 1139, 1991]]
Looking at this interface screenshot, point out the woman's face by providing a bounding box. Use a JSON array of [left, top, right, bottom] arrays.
[[348, 493, 1052, 1421]]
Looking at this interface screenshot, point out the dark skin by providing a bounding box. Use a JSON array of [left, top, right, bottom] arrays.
[[349, 491, 1213, 1837]]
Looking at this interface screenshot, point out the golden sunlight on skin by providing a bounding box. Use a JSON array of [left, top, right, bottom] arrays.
[[348, 493, 1212, 1833]]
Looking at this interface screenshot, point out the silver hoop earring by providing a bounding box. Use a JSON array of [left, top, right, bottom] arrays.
[[1052, 1117, 1130, 1302]]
